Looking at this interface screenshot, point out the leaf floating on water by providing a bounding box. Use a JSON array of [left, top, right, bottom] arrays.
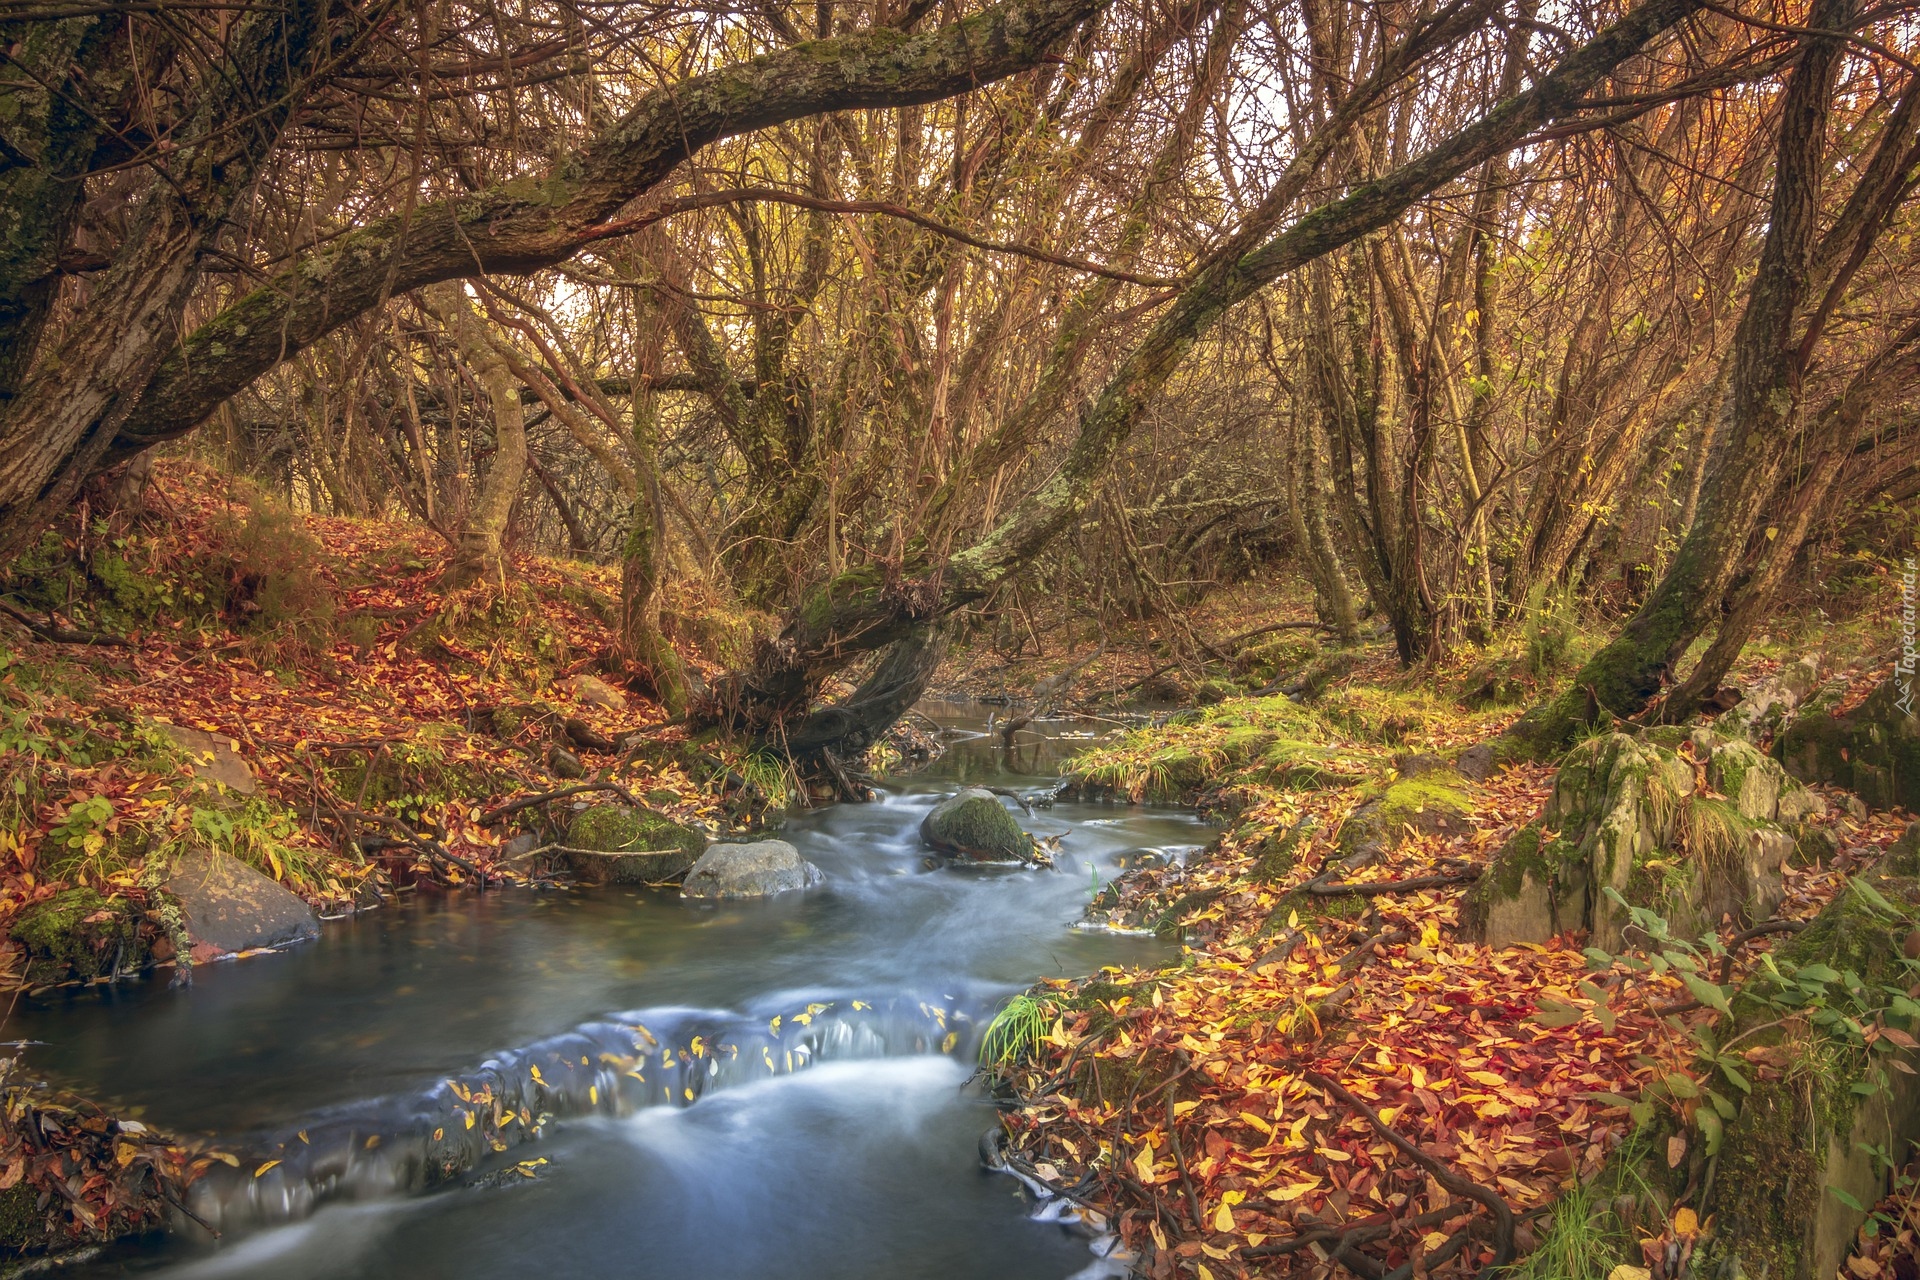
[[253, 1160, 280, 1178]]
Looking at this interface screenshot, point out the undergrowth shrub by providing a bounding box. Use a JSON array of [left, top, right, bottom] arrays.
[[200, 485, 337, 658], [1522, 582, 1586, 678]]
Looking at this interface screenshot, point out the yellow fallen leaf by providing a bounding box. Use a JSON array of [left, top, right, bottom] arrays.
[[254, 1160, 280, 1178], [1133, 1144, 1156, 1183], [1673, 1207, 1699, 1237], [1608, 1268, 1651, 1280], [1267, 1178, 1322, 1202], [1466, 1070, 1507, 1088], [1213, 1200, 1236, 1232]]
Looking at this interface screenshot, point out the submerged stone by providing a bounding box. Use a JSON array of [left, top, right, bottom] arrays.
[[680, 839, 823, 900], [921, 788, 1035, 862], [164, 848, 319, 955]]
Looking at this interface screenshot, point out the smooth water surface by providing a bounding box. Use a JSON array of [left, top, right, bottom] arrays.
[[15, 705, 1202, 1279]]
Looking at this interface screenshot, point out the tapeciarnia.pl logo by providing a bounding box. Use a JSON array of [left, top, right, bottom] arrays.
[[1900, 557, 1917, 718]]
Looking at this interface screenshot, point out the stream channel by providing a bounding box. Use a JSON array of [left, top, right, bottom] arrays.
[[13, 706, 1207, 1278]]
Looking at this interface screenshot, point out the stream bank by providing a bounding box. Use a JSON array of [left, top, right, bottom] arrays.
[[3, 706, 1205, 1277]]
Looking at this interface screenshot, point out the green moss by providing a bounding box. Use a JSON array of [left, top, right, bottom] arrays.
[[1317, 686, 1460, 746], [0, 1178, 41, 1250], [1219, 728, 1277, 763], [566, 805, 704, 858], [1252, 739, 1377, 789], [11, 887, 141, 983], [330, 725, 516, 816], [1251, 823, 1309, 883]]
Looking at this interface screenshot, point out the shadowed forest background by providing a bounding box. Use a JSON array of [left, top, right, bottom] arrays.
[[4, 0, 1920, 1274]]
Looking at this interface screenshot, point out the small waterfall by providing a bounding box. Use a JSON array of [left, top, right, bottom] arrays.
[[183, 991, 984, 1234]]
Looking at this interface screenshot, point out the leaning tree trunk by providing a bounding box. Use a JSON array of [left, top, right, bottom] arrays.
[[779, 628, 949, 797], [1526, 0, 1856, 745]]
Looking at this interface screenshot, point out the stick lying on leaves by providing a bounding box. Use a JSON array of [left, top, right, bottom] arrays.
[[479, 781, 642, 824], [0, 597, 135, 647], [1299, 1069, 1516, 1273], [1307, 868, 1481, 896]]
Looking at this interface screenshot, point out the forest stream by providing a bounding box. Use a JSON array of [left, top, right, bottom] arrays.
[[9, 707, 1202, 1279]]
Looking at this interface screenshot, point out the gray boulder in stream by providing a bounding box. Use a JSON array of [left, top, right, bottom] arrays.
[[921, 788, 1035, 862], [680, 839, 823, 900], [164, 848, 319, 954]]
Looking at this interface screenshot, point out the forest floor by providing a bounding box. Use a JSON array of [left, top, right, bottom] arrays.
[[970, 582, 1915, 1278], [0, 463, 1915, 1275]]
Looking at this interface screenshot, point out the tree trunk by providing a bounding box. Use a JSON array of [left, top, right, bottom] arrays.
[[620, 276, 694, 716], [1528, 0, 1857, 743], [423, 285, 527, 590]]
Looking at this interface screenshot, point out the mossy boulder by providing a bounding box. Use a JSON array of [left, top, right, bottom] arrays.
[[11, 888, 143, 983], [921, 788, 1035, 862], [1776, 675, 1920, 811], [1338, 770, 1472, 861], [1719, 655, 1823, 743], [1696, 846, 1920, 1280], [564, 804, 706, 884], [1465, 731, 1797, 950]]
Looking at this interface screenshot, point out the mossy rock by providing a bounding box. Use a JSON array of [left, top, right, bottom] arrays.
[[1776, 676, 1920, 811], [564, 805, 706, 884], [1464, 734, 1687, 949], [1466, 731, 1794, 950], [1706, 735, 1792, 822], [1338, 770, 1472, 858], [11, 888, 143, 983], [1699, 858, 1920, 1280], [921, 788, 1035, 862]]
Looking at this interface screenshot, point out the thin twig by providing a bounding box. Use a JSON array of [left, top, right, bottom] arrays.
[[1305, 1069, 1516, 1270]]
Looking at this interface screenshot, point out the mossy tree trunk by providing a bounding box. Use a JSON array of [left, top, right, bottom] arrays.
[[1529, 0, 1862, 744]]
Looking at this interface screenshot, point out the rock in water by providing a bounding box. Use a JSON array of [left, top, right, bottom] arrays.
[[680, 840, 824, 900], [564, 805, 706, 885], [921, 788, 1036, 862], [164, 849, 319, 954]]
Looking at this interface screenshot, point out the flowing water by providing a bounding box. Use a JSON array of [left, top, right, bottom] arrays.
[[12, 706, 1205, 1278]]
